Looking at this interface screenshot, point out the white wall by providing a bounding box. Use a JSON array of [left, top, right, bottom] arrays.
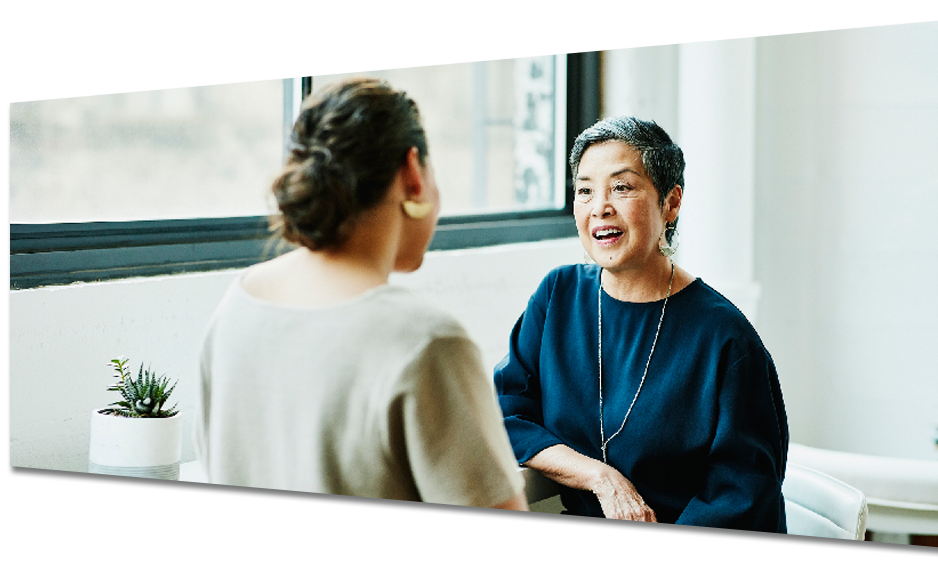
[[754, 22, 938, 460], [601, 46, 679, 134], [605, 20, 938, 461], [9, 238, 584, 473]]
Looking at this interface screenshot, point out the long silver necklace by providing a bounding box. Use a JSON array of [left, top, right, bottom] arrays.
[[598, 261, 674, 464]]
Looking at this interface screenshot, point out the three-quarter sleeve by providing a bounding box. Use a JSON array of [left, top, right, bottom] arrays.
[[494, 273, 566, 464], [397, 335, 525, 508], [674, 344, 789, 532]]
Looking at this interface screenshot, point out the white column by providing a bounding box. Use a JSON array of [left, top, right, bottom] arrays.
[[675, 38, 760, 322]]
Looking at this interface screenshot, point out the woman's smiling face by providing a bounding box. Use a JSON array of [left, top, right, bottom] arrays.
[[573, 141, 679, 274]]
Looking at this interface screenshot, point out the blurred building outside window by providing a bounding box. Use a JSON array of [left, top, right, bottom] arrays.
[[10, 55, 567, 225]]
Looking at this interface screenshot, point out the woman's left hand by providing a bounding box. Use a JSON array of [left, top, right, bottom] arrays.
[[590, 463, 657, 522], [525, 444, 656, 522]]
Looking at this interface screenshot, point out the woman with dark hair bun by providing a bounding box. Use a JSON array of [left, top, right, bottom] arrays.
[[195, 78, 528, 511]]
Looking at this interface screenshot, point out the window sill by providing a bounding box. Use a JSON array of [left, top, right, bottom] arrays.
[[10, 214, 576, 289]]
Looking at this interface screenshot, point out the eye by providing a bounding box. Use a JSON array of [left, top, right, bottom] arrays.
[[575, 186, 592, 201], [613, 183, 632, 192]]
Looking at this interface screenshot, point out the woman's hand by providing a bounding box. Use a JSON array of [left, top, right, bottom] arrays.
[[525, 444, 656, 522], [590, 463, 656, 521]]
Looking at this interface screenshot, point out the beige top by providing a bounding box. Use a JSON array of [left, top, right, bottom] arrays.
[[194, 273, 523, 507]]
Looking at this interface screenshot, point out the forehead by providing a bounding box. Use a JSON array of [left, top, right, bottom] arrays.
[[577, 141, 646, 178]]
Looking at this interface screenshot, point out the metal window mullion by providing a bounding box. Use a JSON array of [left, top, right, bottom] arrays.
[[565, 51, 601, 199], [297, 20, 313, 97]]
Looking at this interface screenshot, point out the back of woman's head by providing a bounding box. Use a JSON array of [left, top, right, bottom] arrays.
[[271, 78, 428, 250]]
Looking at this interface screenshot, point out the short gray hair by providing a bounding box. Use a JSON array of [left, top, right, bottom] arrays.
[[569, 116, 685, 209]]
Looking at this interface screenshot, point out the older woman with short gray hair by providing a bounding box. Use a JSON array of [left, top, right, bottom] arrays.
[[495, 116, 788, 531]]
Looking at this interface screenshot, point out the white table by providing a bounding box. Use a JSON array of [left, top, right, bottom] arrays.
[[13, 462, 221, 552]]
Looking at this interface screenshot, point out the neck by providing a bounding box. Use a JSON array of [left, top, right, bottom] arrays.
[[317, 200, 403, 287], [600, 257, 674, 303], [311, 248, 391, 290], [242, 198, 408, 308]]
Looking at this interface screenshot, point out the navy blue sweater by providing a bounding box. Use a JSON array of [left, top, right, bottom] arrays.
[[495, 264, 788, 532]]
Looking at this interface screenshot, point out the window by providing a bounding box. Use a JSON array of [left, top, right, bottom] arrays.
[[10, 80, 285, 224], [311, 57, 566, 217], [9, 53, 599, 289]]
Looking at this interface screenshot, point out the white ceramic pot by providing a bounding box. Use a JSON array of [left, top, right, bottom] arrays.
[[89, 409, 182, 480]]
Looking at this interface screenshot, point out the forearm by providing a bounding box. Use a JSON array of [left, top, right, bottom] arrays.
[[524, 443, 607, 492], [526, 443, 657, 521]]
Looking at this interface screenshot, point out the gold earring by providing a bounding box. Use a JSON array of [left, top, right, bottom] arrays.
[[402, 200, 433, 219]]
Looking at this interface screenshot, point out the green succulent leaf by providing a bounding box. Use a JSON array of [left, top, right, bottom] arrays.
[[102, 357, 179, 418]]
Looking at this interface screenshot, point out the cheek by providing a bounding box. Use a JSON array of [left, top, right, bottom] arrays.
[[573, 207, 590, 233], [625, 202, 658, 228]]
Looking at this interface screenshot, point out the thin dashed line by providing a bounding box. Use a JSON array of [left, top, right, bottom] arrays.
[[10, 20, 938, 103]]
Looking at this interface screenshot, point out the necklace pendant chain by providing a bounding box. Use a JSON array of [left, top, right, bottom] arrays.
[[599, 261, 674, 464]]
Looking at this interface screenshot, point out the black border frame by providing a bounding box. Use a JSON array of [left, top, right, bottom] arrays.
[[9, 52, 600, 290]]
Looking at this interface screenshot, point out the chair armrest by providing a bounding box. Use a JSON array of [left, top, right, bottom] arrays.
[[520, 466, 563, 504]]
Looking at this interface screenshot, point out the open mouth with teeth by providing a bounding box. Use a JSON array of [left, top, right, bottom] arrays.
[[592, 226, 624, 245]]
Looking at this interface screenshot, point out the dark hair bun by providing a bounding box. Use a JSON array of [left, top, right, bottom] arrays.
[[271, 78, 428, 250]]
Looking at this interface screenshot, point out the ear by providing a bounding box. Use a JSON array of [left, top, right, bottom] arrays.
[[663, 184, 683, 223], [400, 147, 426, 199]]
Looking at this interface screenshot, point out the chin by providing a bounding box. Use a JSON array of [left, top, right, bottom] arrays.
[[591, 251, 630, 271]]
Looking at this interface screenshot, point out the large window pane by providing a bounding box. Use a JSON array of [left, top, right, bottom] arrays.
[[10, 80, 284, 223], [312, 55, 567, 217], [10, 21, 565, 223]]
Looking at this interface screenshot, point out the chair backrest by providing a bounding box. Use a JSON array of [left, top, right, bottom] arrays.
[[783, 462, 868, 540]]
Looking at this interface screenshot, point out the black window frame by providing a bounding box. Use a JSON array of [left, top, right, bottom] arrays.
[[9, 52, 600, 290]]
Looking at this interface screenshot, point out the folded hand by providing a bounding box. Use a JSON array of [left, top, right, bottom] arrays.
[[592, 465, 657, 522]]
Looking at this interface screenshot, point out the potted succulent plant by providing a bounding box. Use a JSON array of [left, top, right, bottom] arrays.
[[88, 356, 182, 480]]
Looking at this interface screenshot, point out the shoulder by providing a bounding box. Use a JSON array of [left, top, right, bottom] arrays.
[[544, 263, 598, 285], [379, 289, 487, 389], [203, 271, 251, 327], [343, 287, 483, 392], [534, 263, 599, 299], [372, 285, 470, 341], [685, 279, 747, 314], [519, 263, 597, 318], [199, 271, 257, 360], [677, 279, 768, 355]]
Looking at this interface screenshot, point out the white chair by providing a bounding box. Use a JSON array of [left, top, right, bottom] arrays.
[[783, 461, 868, 540], [788, 442, 938, 537]]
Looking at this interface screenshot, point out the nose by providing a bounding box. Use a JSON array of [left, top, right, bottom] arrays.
[[590, 190, 615, 218]]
